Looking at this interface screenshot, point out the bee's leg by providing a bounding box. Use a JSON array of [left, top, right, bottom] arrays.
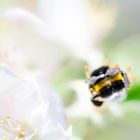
[[90, 94, 104, 107], [111, 64, 120, 69], [84, 65, 91, 78], [126, 66, 132, 73], [129, 76, 137, 81], [125, 66, 137, 82], [103, 58, 109, 65]]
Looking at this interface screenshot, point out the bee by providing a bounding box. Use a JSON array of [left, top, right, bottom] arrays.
[[85, 65, 130, 107]]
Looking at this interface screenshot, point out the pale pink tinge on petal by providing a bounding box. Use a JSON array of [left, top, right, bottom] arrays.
[[0, 63, 40, 120], [0, 64, 68, 139]]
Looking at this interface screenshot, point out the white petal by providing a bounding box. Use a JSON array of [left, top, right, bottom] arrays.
[[37, 0, 94, 48], [2, 7, 53, 39], [0, 64, 68, 139], [67, 80, 104, 125], [41, 121, 70, 140], [34, 73, 66, 128], [0, 63, 41, 120]]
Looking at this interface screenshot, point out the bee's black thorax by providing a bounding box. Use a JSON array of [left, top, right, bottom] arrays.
[[90, 66, 109, 77]]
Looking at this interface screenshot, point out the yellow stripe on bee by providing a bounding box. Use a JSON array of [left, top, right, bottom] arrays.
[[92, 73, 123, 94]]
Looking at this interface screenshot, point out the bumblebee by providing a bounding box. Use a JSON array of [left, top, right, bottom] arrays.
[[86, 66, 130, 107]]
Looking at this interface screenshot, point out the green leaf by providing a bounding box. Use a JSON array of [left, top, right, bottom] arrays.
[[126, 84, 140, 101]]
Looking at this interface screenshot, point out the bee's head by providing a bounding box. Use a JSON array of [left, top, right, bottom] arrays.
[[90, 66, 109, 77]]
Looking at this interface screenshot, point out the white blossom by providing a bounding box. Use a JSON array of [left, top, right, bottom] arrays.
[[0, 63, 70, 140]]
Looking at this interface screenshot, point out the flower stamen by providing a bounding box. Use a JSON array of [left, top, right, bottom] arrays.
[[0, 116, 38, 139]]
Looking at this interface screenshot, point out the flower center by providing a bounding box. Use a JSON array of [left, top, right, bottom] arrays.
[[0, 116, 38, 140]]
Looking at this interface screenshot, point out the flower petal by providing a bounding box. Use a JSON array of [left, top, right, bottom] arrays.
[[0, 63, 41, 120]]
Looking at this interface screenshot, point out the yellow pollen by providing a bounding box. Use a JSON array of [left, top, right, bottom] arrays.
[[18, 133, 25, 138]]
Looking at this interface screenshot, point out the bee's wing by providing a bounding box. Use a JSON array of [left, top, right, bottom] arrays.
[[104, 89, 127, 102], [123, 72, 130, 88], [106, 68, 121, 76], [85, 76, 97, 84], [85, 74, 105, 85]]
